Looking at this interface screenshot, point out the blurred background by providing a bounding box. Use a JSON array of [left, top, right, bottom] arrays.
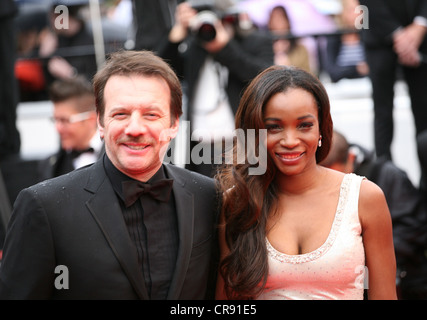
[[2, 0, 417, 220]]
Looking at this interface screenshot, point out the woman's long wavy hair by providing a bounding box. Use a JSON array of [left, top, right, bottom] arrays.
[[216, 65, 333, 299]]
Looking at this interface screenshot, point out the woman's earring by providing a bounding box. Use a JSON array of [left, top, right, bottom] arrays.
[[318, 135, 322, 148]]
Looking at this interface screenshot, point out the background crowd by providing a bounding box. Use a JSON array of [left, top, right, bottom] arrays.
[[0, 0, 426, 299]]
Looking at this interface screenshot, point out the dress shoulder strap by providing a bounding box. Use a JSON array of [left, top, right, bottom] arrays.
[[342, 173, 365, 222], [346, 173, 364, 192]]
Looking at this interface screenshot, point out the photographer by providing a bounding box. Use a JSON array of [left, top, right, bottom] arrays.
[[158, 0, 274, 177]]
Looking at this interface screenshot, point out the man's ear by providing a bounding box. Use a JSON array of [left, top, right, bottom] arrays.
[[169, 117, 180, 139], [160, 118, 180, 142], [97, 114, 104, 139]]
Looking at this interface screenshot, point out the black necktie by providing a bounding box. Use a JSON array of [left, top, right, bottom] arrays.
[[122, 179, 174, 207]]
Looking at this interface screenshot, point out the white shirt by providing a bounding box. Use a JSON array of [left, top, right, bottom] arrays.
[[73, 132, 103, 169]]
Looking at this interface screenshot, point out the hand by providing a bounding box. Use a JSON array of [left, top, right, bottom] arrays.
[[393, 23, 426, 67], [169, 2, 197, 43], [203, 20, 232, 53], [38, 28, 58, 57], [397, 49, 421, 67], [356, 62, 369, 76], [48, 56, 77, 79]]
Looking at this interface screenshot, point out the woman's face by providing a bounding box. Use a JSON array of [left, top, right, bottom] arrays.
[[263, 88, 321, 177], [268, 8, 290, 33]]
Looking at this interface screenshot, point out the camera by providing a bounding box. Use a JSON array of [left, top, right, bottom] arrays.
[[190, 10, 218, 42], [188, 0, 239, 42]]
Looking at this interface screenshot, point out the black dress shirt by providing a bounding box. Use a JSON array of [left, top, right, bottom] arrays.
[[104, 155, 178, 299]]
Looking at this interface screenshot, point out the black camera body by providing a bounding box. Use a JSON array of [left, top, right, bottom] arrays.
[[188, 0, 239, 42]]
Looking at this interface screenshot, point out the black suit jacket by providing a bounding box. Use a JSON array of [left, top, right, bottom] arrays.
[[37, 144, 105, 181], [0, 159, 219, 299], [0, 0, 17, 19], [359, 0, 427, 50]]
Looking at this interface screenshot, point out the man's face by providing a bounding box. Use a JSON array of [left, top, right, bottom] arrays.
[[53, 99, 96, 151], [98, 74, 179, 181]]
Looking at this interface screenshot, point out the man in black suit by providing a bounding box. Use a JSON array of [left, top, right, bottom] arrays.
[[38, 76, 103, 180], [0, 50, 219, 300], [358, 0, 427, 162]]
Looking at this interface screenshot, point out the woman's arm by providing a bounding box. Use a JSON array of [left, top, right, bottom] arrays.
[[359, 179, 397, 299]]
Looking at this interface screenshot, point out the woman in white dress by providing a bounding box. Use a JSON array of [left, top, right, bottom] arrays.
[[215, 65, 397, 300]]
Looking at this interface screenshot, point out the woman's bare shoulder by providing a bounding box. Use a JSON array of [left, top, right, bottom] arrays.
[[358, 177, 390, 227]]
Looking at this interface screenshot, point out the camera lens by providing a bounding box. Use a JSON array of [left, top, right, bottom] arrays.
[[190, 10, 218, 42], [197, 23, 217, 41]]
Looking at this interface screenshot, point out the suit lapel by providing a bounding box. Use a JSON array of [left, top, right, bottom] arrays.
[[164, 164, 194, 300], [84, 159, 149, 300]]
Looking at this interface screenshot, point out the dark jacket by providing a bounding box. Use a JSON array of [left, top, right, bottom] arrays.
[[0, 158, 219, 299], [0, 0, 17, 19], [353, 144, 427, 270], [37, 145, 105, 181]]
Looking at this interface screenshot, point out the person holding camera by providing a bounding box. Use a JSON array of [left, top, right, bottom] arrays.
[[158, 0, 274, 177]]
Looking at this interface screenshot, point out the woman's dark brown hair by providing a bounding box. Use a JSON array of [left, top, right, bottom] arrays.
[[216, 65, 333, 299]]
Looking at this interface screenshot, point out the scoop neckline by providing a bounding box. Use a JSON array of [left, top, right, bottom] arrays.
[[266, 173, 352, 264]]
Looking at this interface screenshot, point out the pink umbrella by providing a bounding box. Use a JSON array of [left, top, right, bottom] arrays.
[[238, 0, 337, 36]]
